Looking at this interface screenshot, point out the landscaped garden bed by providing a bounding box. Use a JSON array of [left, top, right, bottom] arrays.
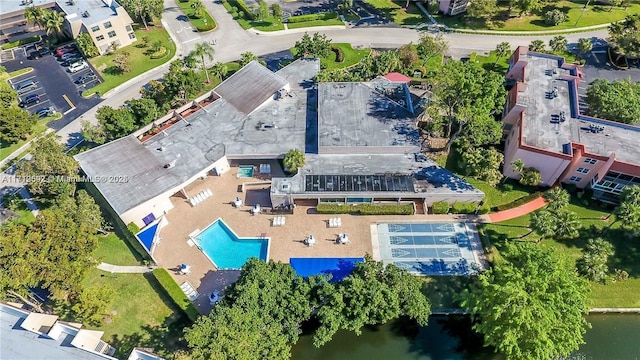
[[317, 203, 414, 215]]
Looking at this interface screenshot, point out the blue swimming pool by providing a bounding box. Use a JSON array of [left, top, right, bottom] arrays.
[[195, 219, 269, 269], [237, 165, 254, 178]]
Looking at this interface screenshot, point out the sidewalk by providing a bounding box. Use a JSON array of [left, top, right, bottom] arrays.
[[97, 262, 157, 273], [488, 196, 547, 223], [452, 23, 611, 36], [249, 25, 346, 36]]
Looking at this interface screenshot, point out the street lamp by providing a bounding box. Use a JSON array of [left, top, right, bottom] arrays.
[[574, 0, 591, 27]]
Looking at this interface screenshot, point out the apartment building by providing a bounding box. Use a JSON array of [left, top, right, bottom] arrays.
[[438, 0, 470, 15], [0, 0, 55, 42], [501, 46, 640, 203]]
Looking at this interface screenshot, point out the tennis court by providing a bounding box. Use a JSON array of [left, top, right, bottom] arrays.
[[374, 222, 485, 276]]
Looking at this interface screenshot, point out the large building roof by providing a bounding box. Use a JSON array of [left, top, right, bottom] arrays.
[[213, 61, 288, 115], [0, 0, 55, 17], [317, 81, 418, 151], [57, 0, 125, 25], [517, 52, 640, 163], [75, 60, 316, 214]]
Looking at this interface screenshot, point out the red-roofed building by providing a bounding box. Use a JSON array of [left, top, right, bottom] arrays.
[[383, 72, 411, 83]]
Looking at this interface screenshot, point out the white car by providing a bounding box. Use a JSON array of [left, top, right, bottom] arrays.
[[68, 61, 88, 73]]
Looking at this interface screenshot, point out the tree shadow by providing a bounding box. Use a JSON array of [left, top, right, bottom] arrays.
[[104, 66, 124, 76]]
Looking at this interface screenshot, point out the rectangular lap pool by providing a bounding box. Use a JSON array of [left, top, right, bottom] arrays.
[[237, 165, 254, 178], [195, 219, 269, 269], [375, 222, 485, 276]]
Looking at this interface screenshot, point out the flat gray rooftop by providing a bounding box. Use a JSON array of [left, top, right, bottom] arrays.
[[1, 0, 55, 16], [519, 54, 640, 163], [75, 60, 316, 214], [317, 82, 418, 149], [213, 61, 288, 114], [0, 306, 108, 360], [56, 0, 121, 25]]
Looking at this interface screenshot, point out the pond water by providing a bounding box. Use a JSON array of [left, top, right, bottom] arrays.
[[292, 314, 640, 360]]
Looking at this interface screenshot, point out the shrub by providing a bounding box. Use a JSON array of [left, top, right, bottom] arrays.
[[500, 183, 514, 192], [286, 12, 338, 23], [150, 46, 168, 59], [127, 222, 140, 235], [431, 201, 450, 214], [331, 46, 344, 62], [545, 9, 567, 26], [316, 203, 414, 215], [451, 202, 477, 214], [152, 268, 200, 322], [562, 183, 578, 194], [228, 0, 256, 20], [478, 203, 491, 214], [0, 35, 41, 50], [494, 191, 544, 212], [196, 22, 216, 31]]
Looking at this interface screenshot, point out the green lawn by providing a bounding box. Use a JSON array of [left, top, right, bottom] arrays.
[[319, 43, 371, 70], [287, 18, 345, 29], [91, 233, 142, 266], [481, 195, 640, 308], [80, 269, 190, 358], [83, 26, 176, 97], [362, 0, 426, 26], [221, 1, 285, 31], [470, 51, 511, 74], [435, 1, 640, 31], [175, 0, 217, 31], [0, 67, 34, 81], [0, 114, 58, 162]]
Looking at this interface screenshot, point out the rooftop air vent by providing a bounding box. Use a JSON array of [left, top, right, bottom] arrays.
[[82, 11, 90, 17]]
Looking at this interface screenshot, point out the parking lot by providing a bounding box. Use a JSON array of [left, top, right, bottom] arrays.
[[2, 44, 103, 130]]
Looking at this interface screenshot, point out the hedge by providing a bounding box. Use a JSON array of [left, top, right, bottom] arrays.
[[451, 202, 477, 214], [152, 268, 201, 322], [316, 203, 414, 215], [287, 12, 338, 23], [1, 35, 41, 50], [494, 191, 544, 212], [431, 201, 450, 214], [228, 0, 256, 20], [150, 46, 168, 59]]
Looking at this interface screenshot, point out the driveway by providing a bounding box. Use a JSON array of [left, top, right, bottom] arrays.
[[3, 48, 102, 131]]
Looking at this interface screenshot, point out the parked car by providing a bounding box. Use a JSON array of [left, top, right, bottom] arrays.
[[55, 45, 76, 56], [28, 51, 41, 60], [14, 80, 37, 94], [68, 61, 88, 73], [61, 56, 84, 66], [74, 73, 97, 84], [38, 48, 52, 56], [35, 106, 56, 118], [59, 52, 80, 61], [19, 94, 40, 107]]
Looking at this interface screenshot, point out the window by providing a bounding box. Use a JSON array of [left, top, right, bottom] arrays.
[[125, 24, 132, 32], [104, 21, 112, 28], [583, 158, 597, 165], [576, 167, 589, 174], [108, 31, 116, 38], [128, 32, 136, 40], [96, 35, 105, 41], [91, 25, 100, 32], [569, 176, 582, 183]]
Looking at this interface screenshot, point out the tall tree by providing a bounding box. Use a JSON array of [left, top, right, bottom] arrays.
[[614, 185, 640, 231], [239, 51, 258, 66], [417, 33, 448, 66], [493, 41, 511, 69], [0, 106, 37, 144], [126, 98, 161, 126], [293, 32, 332, 59], [529, 39, 546, 52], [24, 5, 46, 29], [461, 242, 590, 360], [549, 35, 568, 53], [577, 238, 614, 283], [72, 286, 114, 326], [191, 42, 216, 83], [283, 149, 305, 173], [608, 14, 640, 60], [519, 167, 542, 186], [467, 0, 498, 19], [114, 51, 131, 73], [577, 38, 593, 59], [458, 141, 504, 186], [426, 61, 506, 150], [530, 209, 557, 239], [43, 9, 65, 40], [270, 3, 282, 22], [0, 82, 19, 107], [510, 158, 525, 177], [517, 0, 542, 16], [210, 62, 228, 80], [257, 0, 269, 21], [554, 210, 581, 239], [398, 43, 419, 69], [544, 187, 570, 212], [16, 136, 78, 198], [585, 78, 640, 125], [95, 105, 138, 142], [191, 0, 205, 18], [76, 32, 100, 57], [120, 0, 164, 30]]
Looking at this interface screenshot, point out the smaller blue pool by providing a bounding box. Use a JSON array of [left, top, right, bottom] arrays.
[[195, 219, 269, 269], [237, 165, 254, 178]]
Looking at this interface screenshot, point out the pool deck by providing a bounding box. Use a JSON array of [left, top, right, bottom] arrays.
[[154, 164, 489, 314]]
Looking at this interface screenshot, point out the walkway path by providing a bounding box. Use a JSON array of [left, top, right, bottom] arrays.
[[97, 262, 157, 273], [488, 196, 547, 223]]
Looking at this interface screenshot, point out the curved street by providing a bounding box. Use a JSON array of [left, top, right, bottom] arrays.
[[53, 0, 609, 145]]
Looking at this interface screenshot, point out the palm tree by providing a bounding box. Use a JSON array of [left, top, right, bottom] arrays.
[[544, 187, 570, 212], [283, 149, 305, 173], [210, 62, 228, 80], [24, 6, 45, 30], [529, 39, 546, 53], [613, 185, 640, 230], [239, 52, 258, 67], [577, 38, 593, 60], [511, 159, 525, 177], [555, 210, 581, 239], [43, 9, 65, 40], [549, 35, 568, 54], [191, 42, 215, 83], [493, 42, 511, 70], [529, 209, 556, 240], [191, 0, 205, 19]]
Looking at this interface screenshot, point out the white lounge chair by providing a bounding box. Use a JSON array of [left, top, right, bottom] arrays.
[[205, 188, 213, 197], [337, 218, 342, 227], [190, 198, 196, 206], [280, 217, 286, 226], [200, 191, 208, 199], [180, 281, 200, 301], [197, 194, 205, 202]]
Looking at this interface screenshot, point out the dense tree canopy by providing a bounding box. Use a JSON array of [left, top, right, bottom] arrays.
[[426, 61, 505, 149], [461, 242, 590, 360], [0, 106, 37, 144], [120, 0, 164, 30], [416, 34, 448, 66], [585, 78, 640, 125], [577, 238, 615, 283], [608, 14, 640, 59], [457, 140, 504, 186], [531, 188, 580, 240], [293, 32, 332, 59], [95, 106, 138, 142], [283, 149, 306, 173], [614, 185, 640, 231]]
